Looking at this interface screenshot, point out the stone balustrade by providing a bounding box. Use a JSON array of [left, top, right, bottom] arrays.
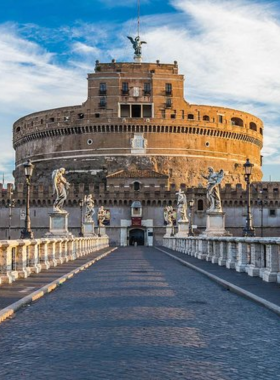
[[0, 236, 109, 285], [163, 236, 280, 284]]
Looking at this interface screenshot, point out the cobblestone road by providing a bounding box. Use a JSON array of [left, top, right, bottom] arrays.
[[1, 247, 280, 380]]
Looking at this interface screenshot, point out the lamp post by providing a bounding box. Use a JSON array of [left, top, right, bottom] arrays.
[[188, 199, 195, 236], [7, 194, 15, 240], [243, 158, 255, 237], [258, 190, 264, 237], [79, 199, 84, 237], [20, 159, 34, 239]]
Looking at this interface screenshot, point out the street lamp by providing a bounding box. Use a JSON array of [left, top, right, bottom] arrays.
[[20, 159, 34, 239], [7, 194, 15, 240], [258, 190, 264, 237], [79, 199, 84, 236], [243, 158, 255, 237], [188, 199, 195, 236]]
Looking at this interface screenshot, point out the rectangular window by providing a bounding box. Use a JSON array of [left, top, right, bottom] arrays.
[[143, 105, 152, 118], [165, 83, 172, 95], [144, 83, 151, 95], [99, 97, 106, 108], [122, 82, 129, 95], [218, 115, 223, 123], [166, 98, 172, 108], [99, 83, 107, 95], [182, 110, 185, 119], [270, 209, 276, 216], [120, 105, 130, 117], [132, 105, 141, 118]]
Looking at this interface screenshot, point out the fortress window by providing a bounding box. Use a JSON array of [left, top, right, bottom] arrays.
[[182, 110, 185, 119], [16, 126, 21, 133], [166, 98, 172, 108], [198, 199, 204, 211], [165, 83, 172, 96], [187, 114, 194, 120], [270, 209, 276, 217], [249, 122, 257, 131], [218, 115, 223, 123], [99, 97, 107, 108], [122, 82, 129, 95], [231, 117, 243, 127], [87, 139, 93, 145], [78, 113, 84, 119], [132, 105, 141, 118], [171, 114, 176, 119], [121, 105, 130, 117], [260, 127, 263, 135], [143, 105, 152, 117], [144, 83, 151, 95], [205, 141, 210, 147], [203, 115, 210, 121], [40, 119, 43, 124], [133, 182, 140, 191], [49, 117, 55, 123], [95, 113, 100, 118], [99, 83, 107, 95]]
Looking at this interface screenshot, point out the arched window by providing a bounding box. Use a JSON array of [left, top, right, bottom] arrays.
[[134, 182, 140, 191], [249, 122, 257, 131], [231, 117, 244, 127], [203, 115, 210, 121], [187, 114, 194, 120], [198, 199, 204, 211]]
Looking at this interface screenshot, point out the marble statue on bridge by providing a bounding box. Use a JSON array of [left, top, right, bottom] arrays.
[[176, 189, 188, 222], [202, 167, 224, 212], [84, 195, 95, 223], [52, 168, 70, 213]]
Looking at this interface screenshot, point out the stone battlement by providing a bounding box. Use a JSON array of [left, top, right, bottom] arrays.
[[0, 181, 278, 208]]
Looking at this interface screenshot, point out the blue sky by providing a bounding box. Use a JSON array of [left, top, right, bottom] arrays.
[[1, 0, 280, 184]]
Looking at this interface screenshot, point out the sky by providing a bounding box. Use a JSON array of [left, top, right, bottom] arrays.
[[1, 0, 280, 184]]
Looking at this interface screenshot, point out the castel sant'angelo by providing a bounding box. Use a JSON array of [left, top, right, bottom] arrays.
[[6, 34, 269, 244], [13, 45, 263, 187]]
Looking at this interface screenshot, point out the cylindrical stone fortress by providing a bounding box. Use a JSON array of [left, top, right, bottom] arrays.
[[13, 60, 263, 186]]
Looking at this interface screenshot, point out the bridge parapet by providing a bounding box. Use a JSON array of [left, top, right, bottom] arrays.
[[0, 236, 109, 285], [163, 236, 280, 284]]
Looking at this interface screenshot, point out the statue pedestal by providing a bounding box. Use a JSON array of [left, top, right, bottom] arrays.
[[203, 211, 231, 237], [83, 222, 96, 236], [45, 212, 73, 238], [98, 226, 107, 237], [175, 220, 189, 238], [134, 56, 142, 63], [164, 226, 174, 238]]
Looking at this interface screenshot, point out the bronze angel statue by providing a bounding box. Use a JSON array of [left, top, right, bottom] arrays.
[[52, 168, 70, 213], [127, 36, 147, 57]]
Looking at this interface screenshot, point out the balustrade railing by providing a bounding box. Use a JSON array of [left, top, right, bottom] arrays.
[[163, 236, 280, 284], [0, 236, 109, 285]]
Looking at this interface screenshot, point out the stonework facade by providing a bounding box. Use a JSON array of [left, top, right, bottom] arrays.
[[13, 60, 263, 187], [8, 58, 268, 244]]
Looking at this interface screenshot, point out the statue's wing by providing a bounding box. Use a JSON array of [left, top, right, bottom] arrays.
[[216, 170, 224, 185], [127, 36, 134, 43], [52, 170, 59, 196], [141, 41, 147, 45]]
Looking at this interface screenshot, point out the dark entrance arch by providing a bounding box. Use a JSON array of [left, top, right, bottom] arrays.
[[129, 229, 145, 246]]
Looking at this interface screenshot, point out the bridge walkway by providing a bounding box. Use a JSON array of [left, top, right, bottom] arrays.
[[0, 246, 280, 379]]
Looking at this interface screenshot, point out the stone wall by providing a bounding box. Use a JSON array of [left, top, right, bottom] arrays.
[[13, 61, 263, 187]]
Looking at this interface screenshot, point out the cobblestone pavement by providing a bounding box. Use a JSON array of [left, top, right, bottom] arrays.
[[1, 247, 280, 380]]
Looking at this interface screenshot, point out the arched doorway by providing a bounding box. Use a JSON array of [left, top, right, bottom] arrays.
[[129, 229, 145, 246]]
